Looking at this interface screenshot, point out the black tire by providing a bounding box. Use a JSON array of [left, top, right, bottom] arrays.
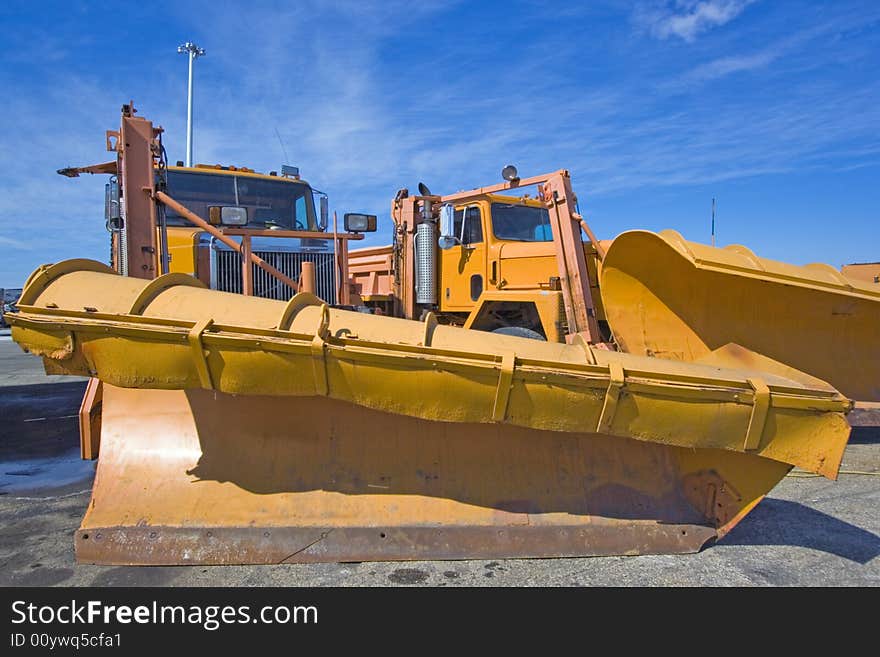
[[491, 326, 546, 341]]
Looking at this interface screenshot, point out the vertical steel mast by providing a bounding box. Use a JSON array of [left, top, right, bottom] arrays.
[[177, 41, 206, 167]]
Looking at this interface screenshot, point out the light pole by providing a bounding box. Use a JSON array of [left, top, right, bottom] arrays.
[[177, 41, 206, 167]]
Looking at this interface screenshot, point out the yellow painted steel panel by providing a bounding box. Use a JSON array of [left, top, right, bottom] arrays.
[[601, 230, 880, 402], [165, 227, 201, 276], [11, 259, 850, 477]]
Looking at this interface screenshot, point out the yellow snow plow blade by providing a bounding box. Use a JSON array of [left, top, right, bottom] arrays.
[[601, 230, 880, 403], [9, 259, 852, 564]]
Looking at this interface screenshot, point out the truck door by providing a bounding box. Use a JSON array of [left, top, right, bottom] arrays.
[[440, 204, 487, 312]]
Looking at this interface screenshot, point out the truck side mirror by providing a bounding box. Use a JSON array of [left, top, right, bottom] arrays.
[[319, 196, 329, 231], [438, 204, 457, 250]]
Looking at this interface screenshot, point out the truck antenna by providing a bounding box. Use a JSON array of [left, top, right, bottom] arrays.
[[274, 127, 290, 163], [711, 197, 716, 247]]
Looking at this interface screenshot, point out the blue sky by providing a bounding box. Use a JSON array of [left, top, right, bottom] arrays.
[[1, 0, 877, 286]]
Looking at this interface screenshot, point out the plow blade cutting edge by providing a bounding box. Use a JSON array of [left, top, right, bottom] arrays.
[[9, 260, 852, 564], [601, 229, 880, 403]]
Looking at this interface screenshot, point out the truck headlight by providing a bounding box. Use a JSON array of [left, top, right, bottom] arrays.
[[209, 206, 248, 226], [344, 213, 377, 233]]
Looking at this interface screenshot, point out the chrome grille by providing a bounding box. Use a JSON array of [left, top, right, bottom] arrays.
[[213, 249, 337, 303]]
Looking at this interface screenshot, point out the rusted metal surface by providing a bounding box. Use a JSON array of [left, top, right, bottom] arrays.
[[56, 161, 118, 177], [76, 524, 718, 565], [299, 261, 316, 295], [241, 234, 254, 296], [337, 227, 351, 305], [681, 470, 747, 530], [579, 219, 606, 260], [331, 211, 353, 305], [78, 378, 102, 460], [117, 106, 161, 279], [390, 194, 422, 319], [219, 228, 363, 241], [440, 170, 568, 203], [71, 385, 794, 565], [539, 172, 601, 343]]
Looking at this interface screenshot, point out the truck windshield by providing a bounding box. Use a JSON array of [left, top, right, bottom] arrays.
[[162, 171, 317, 231], [491, 203, 553, 242]]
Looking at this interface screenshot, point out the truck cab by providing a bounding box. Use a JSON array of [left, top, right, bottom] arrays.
[[437, 192, 606, 341], [350, 173, 608, 343], [108, 164, 342, 302], [439, 193, 557, 309]]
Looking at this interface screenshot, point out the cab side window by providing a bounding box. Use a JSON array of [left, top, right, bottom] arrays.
[[453, 206, 483, 245], [294, 195, 308, 230]]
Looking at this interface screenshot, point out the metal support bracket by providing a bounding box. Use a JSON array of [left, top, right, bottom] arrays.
[[105, 130, 120, 152], [422, 311, 438, 347], [570, 333, 598, 364], [492, 352, 516, 422], [597, 362, 625, 433], [188, 318, 215, 390], [311, 304, 331, 396], [744, 378, 770, 450]]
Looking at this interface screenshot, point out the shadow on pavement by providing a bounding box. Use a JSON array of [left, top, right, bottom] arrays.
[[0, 380, 93, 494], [0, 381, 86, 459], [721, 498, 880, 564], [848, 426, 880, 445]]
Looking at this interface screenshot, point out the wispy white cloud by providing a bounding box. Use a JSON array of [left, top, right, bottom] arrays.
[[635, 0, 756, 42], [682, 49, 778, 82], [0, 236, 32, 249], [668, 10, 880, 87]]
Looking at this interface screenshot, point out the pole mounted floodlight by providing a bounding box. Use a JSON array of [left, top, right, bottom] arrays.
[[501, 164, 519, 182], [177, 41, 206, 167]]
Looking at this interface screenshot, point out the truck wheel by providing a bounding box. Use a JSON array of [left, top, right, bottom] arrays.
[[491, 326, 546, 341]]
